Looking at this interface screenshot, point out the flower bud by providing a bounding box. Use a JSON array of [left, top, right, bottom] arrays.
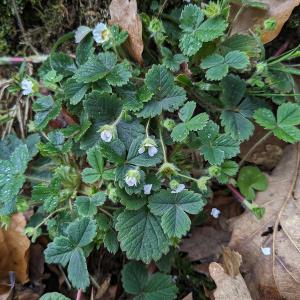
[[98, 125, 116, 143], [125, 169, 141, 187], [162, 118, 176, 131], [157, 162, 178, 177], [196, 176, 210, 192]]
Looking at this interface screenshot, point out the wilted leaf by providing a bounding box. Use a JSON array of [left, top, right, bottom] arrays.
[[230, 0, 300, 43], [0, 214, 30, 284], [109, 0, 143, 65], [229, 144, 300, 300], [209, 248, 252, 300]]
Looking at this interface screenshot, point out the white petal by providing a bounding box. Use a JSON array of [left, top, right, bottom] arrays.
[[143, 184, 152, 195], [171, 184, 185, 194], [125, 176, 137, 187], [100, 130, 112, 142], [92, 22, 108, 44], [75, 26, 91, 43], [21, 79, 33, 95], [148, 146, 158, 157], [138, 147, 145, 154], [261, 247, 271, 256], [210, 208, 221, 219]]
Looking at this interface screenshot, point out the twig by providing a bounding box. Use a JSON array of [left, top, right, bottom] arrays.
[[226, 184, 245, 203], [273, 38, 292, 57], [58, 265, 72, 290]]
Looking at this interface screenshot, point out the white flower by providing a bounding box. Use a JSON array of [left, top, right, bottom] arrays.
[[138, 147, 145, 154], [261, 247, 271, 256], [100, 130, 113, 143], [148, 146, 158, 157], [21, 79, 33, 95], [211, 208, 221, 219], [144, 184, 152, 195], [75, 26, 91, 43], [92, 22, 109, 44], [171, 183, 185, 194], [125, 176, 137, 187]]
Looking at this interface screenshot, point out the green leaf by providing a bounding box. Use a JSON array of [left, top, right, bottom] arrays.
[[224, 50, 250, 69], [217, 160, 239, 184], [40, 292, 71, 300], [103, 229, 119, 254], [161, 47, 187, 72], [87, 145, 104, 173], [186, 113, 209, 131], [171, 123, 189, 142], [106, 62, 132, 87], [44, 218, 97, 290], [137, 65, 186, 118], [149, 190, 204, 238], [100, 139, 126, 164], [237, 166, 268, 200], [205, 64, 228, 81], [180, 4, 204, 32], [116, 207, 170, 263], [32, 95, 61, 130], [197, 121, 240, 165], [0, 144, 30, 215], [102, 25, 128, 50], [197, 17, 227, 42], [122, 261, 177, 300], [221, 74, 246, 107], [50, 53, 77, 77], [254, 103, 300, 143], [63, 78, 88, 105], [83, 91, 121, 121], [75, 195, 105, 217], [75, 52, 117, 83], [201, 54, 224, 69], [76, 34, 95, 65], [179, 101, 196, 122]]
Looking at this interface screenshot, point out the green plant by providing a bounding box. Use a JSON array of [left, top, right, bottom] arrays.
[[2, 1, 300, 297]]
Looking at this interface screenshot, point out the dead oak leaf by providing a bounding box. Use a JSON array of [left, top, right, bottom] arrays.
[[230, 0, 300, 44], [109, 0, 143, 65], [0, 214, 30, 285], [209, 248, 252, 300], [229, 144, 300, 300]]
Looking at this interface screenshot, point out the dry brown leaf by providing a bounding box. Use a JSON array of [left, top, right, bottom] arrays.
[[182, 292, 193, 300], [230, 0, 300, 43], [209, 247, 252, 300], [109, 0, 143, 65], [0, 214, 30, 285], [180, 227, 230, 262], [229, 144, 300, 300]]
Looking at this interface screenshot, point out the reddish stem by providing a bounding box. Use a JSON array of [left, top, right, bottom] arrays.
[[76, 289, 82, 300], [273, 39, 291, 57], [226, 184, 245, 203]]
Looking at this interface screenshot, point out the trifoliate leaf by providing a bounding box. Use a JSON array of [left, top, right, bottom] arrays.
[[103, 229, 119, 254], [75, 193, 106, 216], [149, 190, 204, 238], [0, 144, 30, 215], [116, 207, 170, 263], [178, 101, 196, 122], [44, 218, 96, 290], [179, 5, 227, 56], [254, 103, 300, 143], [122, 261, 177, 300], [171, 123, 189, 142], [200, 54, 224, 69], [186, 113, 209, 131], [63, 78, 88, 105], [205, 64, 229, 81], [237, 166, 268, 200], [75, 52, 117, 83], [40, 292, 71, 300], [106, 62, 132, 87], [266, 65, 294, 93], [224, 50, 250, 69], [50, 53, 77, 77], [197, 121, 240, 165], [137, 65, 186, 118], [32, 95, 61, 130]]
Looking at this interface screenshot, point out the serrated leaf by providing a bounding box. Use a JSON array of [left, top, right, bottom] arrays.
[[237, 166, 268, 200], [180, 4, 204, 32], [103, 229, 119, 254], [137, 65, 186, 118], [201, 54, 224, 69], [186, 113, 209, 131], [122, 261, 177, 300], [116, 207, 170, 263], [75, 196, 98, 216], [50, 53, 77, 77], [171, 123, 189, 142], [254, 108, 277, 129], [33, 95, 61, 130], [63, 78, 88, 105], [83, 91, 121, 121], [75, 52, 117, 83], [149, 190, 204, 238], [100, 139, 126, 164], [106, 62, 132, 87], [179, 101, 196, 122], [44, 218, 96, 290], [197, 121, 240, 165], [179, 34, 203, 57], [76, 34, 95, 65], [206, 64, 228, 81], [221, 74, 246, 107], [197, 17, 227, 42], [224, 50, 250, 69], [161, 47, 187, 72], [217, 160, 239, 184], [102, 24, 128, 50]]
